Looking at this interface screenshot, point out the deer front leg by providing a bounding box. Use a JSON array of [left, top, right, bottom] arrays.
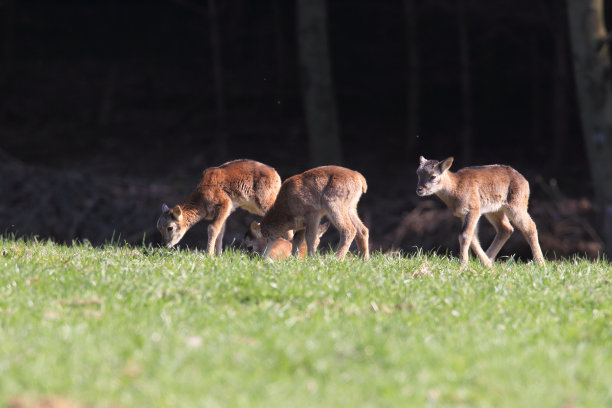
[[207, 202, 232, 256], [291, 229, 306, 257], [214, 221, 227, 255], [458, 211, 481, 268], [469, 231, 492, 267], [305, 214, 323, 257]]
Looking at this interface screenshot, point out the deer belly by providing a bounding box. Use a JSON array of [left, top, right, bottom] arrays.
[[480, 202, 503, 214], [292, 217, 307, 230], [237, 199, 263, 215]]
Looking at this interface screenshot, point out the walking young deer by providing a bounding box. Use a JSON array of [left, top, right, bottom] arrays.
[[248, 166, 369, 260], [157, 159, 281, 256], [244, 221, 330, 260], [416, 156, 545, 267]]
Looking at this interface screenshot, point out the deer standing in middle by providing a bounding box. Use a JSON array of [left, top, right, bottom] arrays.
[[248, 165, 369, 260]]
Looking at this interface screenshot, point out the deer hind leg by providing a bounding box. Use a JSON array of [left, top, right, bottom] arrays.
[[207, 201, 232, 256], [349, 206, 369, 260], [291, 229, 306, 257], [459, 211, 484, 267], [325, 204, 356, 261], [305, 213, 323, 257], [505, 207, 545, 265], [484, 211, 514, 261]]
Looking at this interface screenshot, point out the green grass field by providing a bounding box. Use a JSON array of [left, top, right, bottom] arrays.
[[0, 237, 610, 407]]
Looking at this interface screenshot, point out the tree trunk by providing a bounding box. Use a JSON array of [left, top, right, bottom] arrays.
[[2, 0, 15, 80], [457, 0, 473, 165], [404, 0, 420, 155], [567, 0, 612, 257], [530, 36, 542, 145], [98, 63, 118, 126], [208, 0, 228, 159], [296, 0, 342, 166], [552, 3, 569, 169], [273, 0, 285, 115]]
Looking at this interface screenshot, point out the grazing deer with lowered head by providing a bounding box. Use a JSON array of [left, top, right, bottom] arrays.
[[249, 166, 369, 260], [244, 221, 330, 260], [157, 159, 281, 256], [416, 156, 545, 267]]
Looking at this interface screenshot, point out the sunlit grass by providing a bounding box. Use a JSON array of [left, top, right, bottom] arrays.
[[0, 237, 610, 407]]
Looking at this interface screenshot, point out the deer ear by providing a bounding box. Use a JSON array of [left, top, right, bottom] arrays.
[[250, 221, 262, 238], [439, 157, 454, 173], [170, 205, 182, 220], [162, 203, 170, 213], [419, 156, 427, 165], [318, 221, 330, 237]]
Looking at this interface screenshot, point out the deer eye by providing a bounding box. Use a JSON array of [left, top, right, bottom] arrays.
[[429, 175, 436, 181], [167, 226, 173, 232]]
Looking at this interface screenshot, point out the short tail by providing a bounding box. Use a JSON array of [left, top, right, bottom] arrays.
[[358, 172, 368, 194]]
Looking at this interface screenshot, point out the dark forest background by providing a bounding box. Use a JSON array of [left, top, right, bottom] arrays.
[[0, 0, 610, 260]]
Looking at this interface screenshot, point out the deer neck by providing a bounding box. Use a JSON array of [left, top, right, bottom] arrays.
[[181, 195, 206, 228], [261, 212, 292, 242], [434, 171, 460, 210]]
